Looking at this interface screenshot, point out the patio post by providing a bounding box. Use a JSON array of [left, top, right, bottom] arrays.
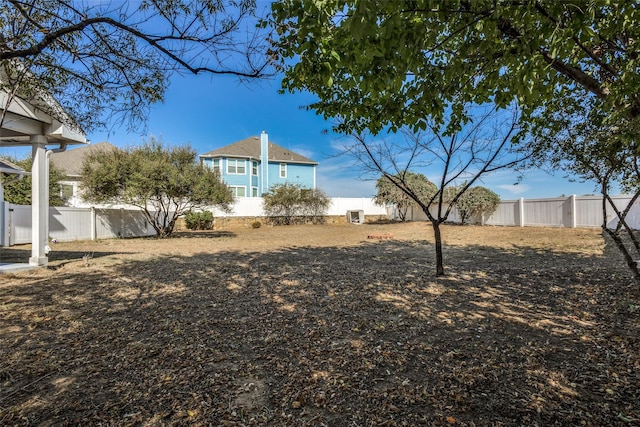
[[29, 135, 49, 266]]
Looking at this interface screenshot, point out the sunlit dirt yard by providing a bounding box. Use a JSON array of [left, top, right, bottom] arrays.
[[0, 221, 638, 426]]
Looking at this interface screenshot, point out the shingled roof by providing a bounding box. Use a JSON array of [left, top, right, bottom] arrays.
[[50, 141, 118, 177], [200, 136, 317, 165]]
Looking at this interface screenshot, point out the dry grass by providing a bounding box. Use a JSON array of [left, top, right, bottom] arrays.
[[0, 222, 638, 426]]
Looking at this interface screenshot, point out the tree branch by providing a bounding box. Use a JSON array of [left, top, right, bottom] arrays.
[[1, 7, 268, 78]]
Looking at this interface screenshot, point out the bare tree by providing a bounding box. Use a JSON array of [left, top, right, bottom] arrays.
[[0, 0, 272, 132], [531, 103, 640, 283], [348, 106, 527, 276]]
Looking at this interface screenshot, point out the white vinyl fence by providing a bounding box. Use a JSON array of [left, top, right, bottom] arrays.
[[0, 198, 387, 246], [209, 197, 387, 218], [0, 203, 156, 246], [390, 195, 640, 229], [5, 195, 634, 246]]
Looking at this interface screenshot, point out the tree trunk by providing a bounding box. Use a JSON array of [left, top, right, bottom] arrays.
[[399, 206, 407, 221], [601, 189, 640, 284], [603, 227, 640, 284], [431, 220, 445, 276]]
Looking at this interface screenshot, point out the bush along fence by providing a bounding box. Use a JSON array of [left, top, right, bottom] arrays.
[[390, 195, 640, 229]]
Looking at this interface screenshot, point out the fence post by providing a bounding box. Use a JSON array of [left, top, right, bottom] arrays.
[[90, 207, 96, 240], [120, 208, 125, 238], [570, 195, 577, 228], [0, 201, 4, 247], [518, 198, 525, 227]]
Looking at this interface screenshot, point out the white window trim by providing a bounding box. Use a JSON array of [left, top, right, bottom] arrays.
[[227, 158, 246, 175], [279, 162, 287, 178], [212, 158, 221, 174], [59, 182, 75, 200], [251, 186, 259, 197], [252, 161, 258, 176], [230, 185, 247, 197]]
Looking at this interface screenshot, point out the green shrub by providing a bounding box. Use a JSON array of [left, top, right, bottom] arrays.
[[455, 185, 500, 225], [262, 183, 331, 225], [184, 210, 214, 230], [251, 220, 262, 229]]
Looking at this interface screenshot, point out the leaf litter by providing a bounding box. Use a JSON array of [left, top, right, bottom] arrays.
[[0, 222, 638, 426]]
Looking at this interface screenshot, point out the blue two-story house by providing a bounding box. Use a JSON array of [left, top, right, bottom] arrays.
[[199, 131, 318, 197]]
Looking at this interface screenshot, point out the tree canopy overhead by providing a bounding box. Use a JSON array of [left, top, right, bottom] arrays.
[[270, 0, 640, 136], [0, 0, 272, 133]]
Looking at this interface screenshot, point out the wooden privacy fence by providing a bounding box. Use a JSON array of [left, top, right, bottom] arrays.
[[389, 195, 640, 229]]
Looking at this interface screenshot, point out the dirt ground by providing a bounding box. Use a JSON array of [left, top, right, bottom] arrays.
[[0, 222, 638, 426]]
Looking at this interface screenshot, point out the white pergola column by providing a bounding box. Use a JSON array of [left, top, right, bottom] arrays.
[[29, 135, 49, 266]]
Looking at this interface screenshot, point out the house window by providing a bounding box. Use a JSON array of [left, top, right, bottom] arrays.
[[252, 187, 259, 197], [230, 185, 246, 197], [252, 161, 258, 176], [227, 158, 246, 174], [59, 183, 74, 201], [212, 159, 221, 174], [279, 163, 287, 178]]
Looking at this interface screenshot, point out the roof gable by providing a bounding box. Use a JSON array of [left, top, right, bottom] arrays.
[[200, 136, 317, 165], [50, 141, 118, 177]]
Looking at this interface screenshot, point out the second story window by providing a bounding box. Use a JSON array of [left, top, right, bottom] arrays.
[[212, 159, 221, 174], [227, 158, 246, 174], [280, 163, 287, 178], [252, 161, 258, 176]]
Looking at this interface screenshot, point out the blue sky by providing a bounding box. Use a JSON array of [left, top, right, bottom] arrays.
[[88, 72, 605, 199], [2, 72, 606, 199]]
